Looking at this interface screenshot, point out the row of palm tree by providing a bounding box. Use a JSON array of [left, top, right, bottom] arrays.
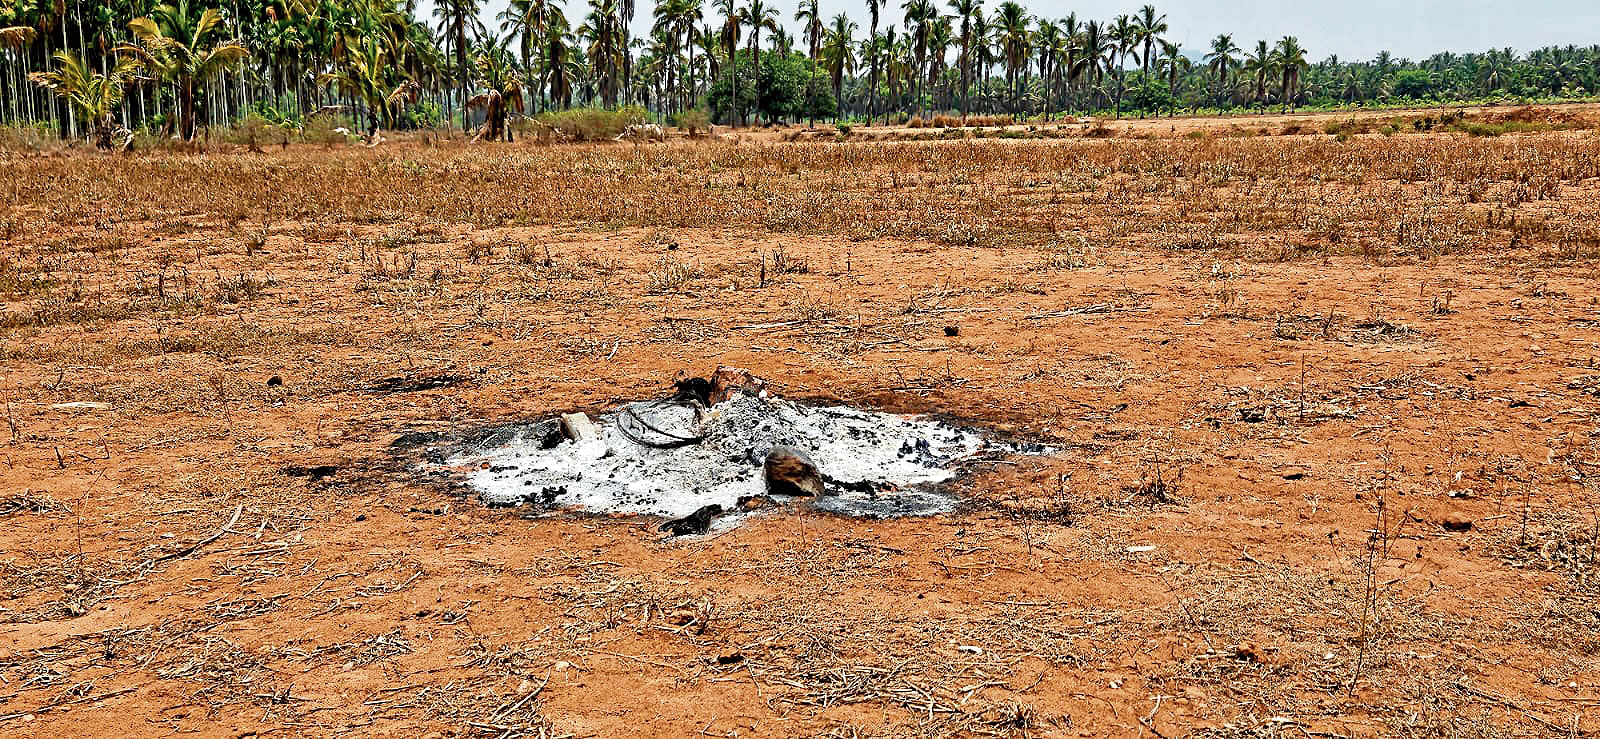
[[3, 0, 1599, 145]]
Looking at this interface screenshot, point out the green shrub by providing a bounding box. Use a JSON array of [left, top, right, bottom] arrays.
[[303, 112, 354, 147], [246, 100, 301, 128], [226, 113, 294, 150], [535, 106, 649, 141], [402, 101, 441, 130], [675, 109, 711, 136], [835, 122, 852, 136]]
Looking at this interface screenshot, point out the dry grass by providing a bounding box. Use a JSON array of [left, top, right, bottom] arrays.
[[2, 114, 1599, 737], [4, 134, 1599, 265]]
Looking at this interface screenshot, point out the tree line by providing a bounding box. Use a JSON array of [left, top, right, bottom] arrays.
[[2, 0, 1598, 147]]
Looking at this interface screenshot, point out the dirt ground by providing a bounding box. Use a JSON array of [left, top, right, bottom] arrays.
[[2, 107, 1600, 737]]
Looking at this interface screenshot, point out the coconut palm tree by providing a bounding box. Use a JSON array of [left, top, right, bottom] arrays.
[[30, 49, 140, 148], [1134, 4, 1165, 77], [714, 0, 741, 124], [971, 8, 993, 93], [1241, 39, 1271, 109], [432, 0, 484, 129], [500, 0, 538, 75], [860, 28, 889, 122], [795, 0, 822, 126], [884, 25, 910, 110], [1074, 19, 1109, 110], [1157, 38, 1184, 113], [671, 0, 704, 110], [467, 46, 524, 139], [1059, 12, 1079, 110], [123, 0, 249, 141], [947, 0, 979, 119], [580, 0, 624, 106], [743, 0, 779, 117], [544, 12, 578, 107], [769, 24, 792, 55], [821, 12, 854, 120], [694, 20, 719, 98], [502, 0, 565, 107], [1110, 14, 1137, 117], [1274, 35, 1307, 111], [650, 0, 691, 114], [901, 0, 934, 118], [1204, 33, 1238, 105], [864, 0, 880, 123], [317, 33, 418, 139], [992, 0, 1026, 117], [1480, 50, 1510, 93], [1034, 19, 1063, 117], [926, 15, 951, 110]]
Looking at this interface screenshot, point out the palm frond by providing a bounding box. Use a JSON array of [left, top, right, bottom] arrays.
[[195, 42, 250, 78], [0, 26, 38, 49], [193, 8, 228, 44], [386, 80, 421, 107]]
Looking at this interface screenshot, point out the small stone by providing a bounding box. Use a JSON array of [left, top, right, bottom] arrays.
[[944, 325, 959, 337], [560, 413, 601, 443], [765, 446, 824, 497], [1233, 643, 1267, 663], [51, 401, 112, 411], [1441, 512, 1474, 532]]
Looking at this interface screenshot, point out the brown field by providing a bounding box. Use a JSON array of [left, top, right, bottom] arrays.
[[2, 106, 1600, 738]]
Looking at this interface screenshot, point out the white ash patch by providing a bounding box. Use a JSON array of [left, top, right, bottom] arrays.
[[439, 394, 1028, 526]]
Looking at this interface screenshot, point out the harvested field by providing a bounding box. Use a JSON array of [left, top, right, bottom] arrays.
[[2, 109, 1600, 737]]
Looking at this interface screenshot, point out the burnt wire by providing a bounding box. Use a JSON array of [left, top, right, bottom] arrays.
[[617, 400, 707, 449]]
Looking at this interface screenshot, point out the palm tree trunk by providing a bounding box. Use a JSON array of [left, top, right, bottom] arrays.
[[685, 42, 695, 115], [806, 49, 817, 127], [1115, 62, 1124, 119], [730, 49, 739, 127], [180, 77, 196, 141], [867, 53, 877, 126], [59, 16, 75, 140], [959, 38, 969, 120]]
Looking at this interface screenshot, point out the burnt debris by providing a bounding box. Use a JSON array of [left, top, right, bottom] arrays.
[[412, 366, 1042, 536], [659, 504, 725, 536]]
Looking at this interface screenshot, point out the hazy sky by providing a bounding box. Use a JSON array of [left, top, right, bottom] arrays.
[[424, 0, 1600, 61]]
